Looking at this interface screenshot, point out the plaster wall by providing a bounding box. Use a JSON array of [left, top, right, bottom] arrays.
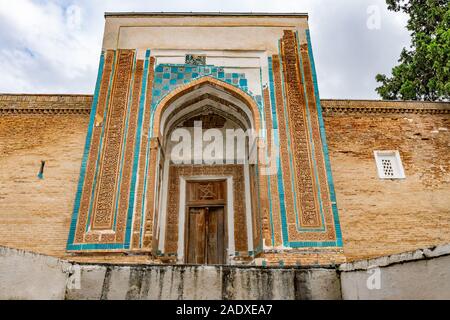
[[2, 245, 449, 300]]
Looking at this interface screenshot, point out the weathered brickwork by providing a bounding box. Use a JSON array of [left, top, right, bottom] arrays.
[[0, 95, 90, 258], [262, 250, 346, 266], [1, 95, 449, 264], [0, 94, 91, 115], [322, 100, 450, 261], [0, 112, 88, 258]]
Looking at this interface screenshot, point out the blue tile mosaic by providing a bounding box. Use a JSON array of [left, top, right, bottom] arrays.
[[150, 64, 263, 118]]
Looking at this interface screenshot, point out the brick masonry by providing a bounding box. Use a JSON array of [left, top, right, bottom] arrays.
[[322, 100, 450, 261], [0, 94, 91, 114], [0, 94, 449, 263], [0, 111, 88, 258]]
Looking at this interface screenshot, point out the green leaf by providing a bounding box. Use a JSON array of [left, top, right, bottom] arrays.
[[376, 0, 450, 101]]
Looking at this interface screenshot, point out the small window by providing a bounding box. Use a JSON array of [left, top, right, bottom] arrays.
[[374, 151, 405, 179]]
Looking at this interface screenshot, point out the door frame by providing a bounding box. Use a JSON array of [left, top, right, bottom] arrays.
[[177, 176, 234, 264]]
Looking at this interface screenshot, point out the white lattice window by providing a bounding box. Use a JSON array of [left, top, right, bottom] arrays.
[[374, 150, 405, 179]]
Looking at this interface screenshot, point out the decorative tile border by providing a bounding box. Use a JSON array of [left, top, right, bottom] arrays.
[[281, 30, 324, 230], [305, 29, 342, 247], [67, 51, 107, 250], [67, 50, 152, 251], [267, 30, 342, 247], [133, 52, 154, 249], [90, 50, 135, 231], [321, 101, 450, 114]]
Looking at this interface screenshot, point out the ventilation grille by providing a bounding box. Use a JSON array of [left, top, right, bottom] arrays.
[[374, 151, 405, 179], [381, 159, 394, 177]]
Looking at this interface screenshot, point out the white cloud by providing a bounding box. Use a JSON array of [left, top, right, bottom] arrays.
[[0, 0, 410, 98], [0, 0, 100, 93]]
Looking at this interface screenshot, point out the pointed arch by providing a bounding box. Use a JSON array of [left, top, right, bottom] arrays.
[[152, 76, 261, 139]]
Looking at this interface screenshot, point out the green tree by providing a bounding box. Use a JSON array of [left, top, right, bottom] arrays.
[[376, 0, 450, 101]]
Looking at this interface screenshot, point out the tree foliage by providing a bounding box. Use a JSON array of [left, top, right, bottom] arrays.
[[376, 0, 450, 101]]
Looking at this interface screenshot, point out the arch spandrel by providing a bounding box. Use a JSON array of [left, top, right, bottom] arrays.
[[151, 76, 261, 140]]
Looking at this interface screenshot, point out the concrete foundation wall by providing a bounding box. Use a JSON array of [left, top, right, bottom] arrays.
[[339, 244, 450, 300], [0, 246, 340, 300], [0, 246, 71, 300], [66, 265, 341, 300], [1, 245, 450, 300]]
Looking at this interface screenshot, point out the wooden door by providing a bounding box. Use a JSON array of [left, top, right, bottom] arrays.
[[187, 207, 206, 264], [185, 180, 227, 264], [186, 206, 225, 264], [206, 207, 225, 264]]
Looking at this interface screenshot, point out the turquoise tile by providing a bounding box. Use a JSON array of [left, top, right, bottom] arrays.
[[239, 78, 248, 87]]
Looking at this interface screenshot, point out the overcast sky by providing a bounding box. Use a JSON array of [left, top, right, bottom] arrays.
[[0, 0, 410, 99]]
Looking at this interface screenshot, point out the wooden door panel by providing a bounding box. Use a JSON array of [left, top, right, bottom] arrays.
[[206, 208, 218, 264], [207, 207, 225, 264], [187, 208, 206, 264], [195, 210, 206, 264]]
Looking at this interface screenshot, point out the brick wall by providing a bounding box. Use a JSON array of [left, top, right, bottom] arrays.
[[1, 95, 449, 263], [0, 94, 92, 113], [322, 100, 450, 261], [0, 95, 91, 258]]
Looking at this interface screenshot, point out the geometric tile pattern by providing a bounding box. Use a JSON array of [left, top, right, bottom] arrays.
[[151, 64, 263, 113]]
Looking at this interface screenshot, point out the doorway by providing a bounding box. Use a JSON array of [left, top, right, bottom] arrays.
[[185, 180, 227, 264]]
